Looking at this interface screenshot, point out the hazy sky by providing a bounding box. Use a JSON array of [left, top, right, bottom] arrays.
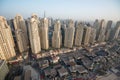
[[0, 0, 120, 21]]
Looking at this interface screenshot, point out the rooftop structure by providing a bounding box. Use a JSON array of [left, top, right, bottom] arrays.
[[58, 67, 68, 77]]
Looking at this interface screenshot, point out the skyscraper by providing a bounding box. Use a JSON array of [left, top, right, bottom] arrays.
[[96, 19, 106, 42], [40, 18, 49, 50], [0, 16, 16, 60], [64, 19, 75, 48], [61, 23, 66, 46], [13, 14, 28, 53], [93, 19, 100, 41], [28, 14, 41, 54], [105, 20, 112, 41], [113, 21, 120, 40], [75, 22, 83, 46], [89, 28, 96, 44], [82, 26, 91, 45], [52, 20, 62, 48]]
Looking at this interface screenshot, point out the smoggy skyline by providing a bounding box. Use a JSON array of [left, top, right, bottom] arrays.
[[0, 0, 120, 21]]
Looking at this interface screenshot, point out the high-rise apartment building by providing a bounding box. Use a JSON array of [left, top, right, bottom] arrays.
[[40, 18, 49, 50], [105, 20, 112, 41], [61, 23, 66, 46], [0, 60, 9, 80], [13, 14, 28, 53], [94, 19, 106, 42], [52, 20, 62, 48], [98, 20, 106, 42], [64, 19, 75, 48], [75, 22, 83, 46], [82, 26, 91, 45], [93, 19, 100, 41], [28, 14, 41, 54], [0, 16, 16, 60], [89, 28, 96, 44], [113, 21, 120, 40]]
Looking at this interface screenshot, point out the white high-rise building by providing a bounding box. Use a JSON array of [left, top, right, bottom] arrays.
[[89, 28, 96, 44], [13, 14, 28, 53], [105, 20, 112, 41], [113, 21, 120, 40], [97, 19, 106, 42], [94, 19, 106, 42], [0, 16, 16, 60], [75, 22, 84, 46], [40, 18, 49, 50], [93, 19, 100, 41], [64, 19, 75, 48], [82, 26, 91, 45], [28, 14, 41, 54], [52, 20, 62, 48]]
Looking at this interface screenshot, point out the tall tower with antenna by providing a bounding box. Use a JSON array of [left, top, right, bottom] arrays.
[[39, 11, 49, 50]]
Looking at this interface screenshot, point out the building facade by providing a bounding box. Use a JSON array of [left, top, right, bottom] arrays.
[[82, 26, 91, 45], [52, 20, 62, 48], [28, 14, 41, 54], [89, 28, 96, 44], [40, 18, 49, 50], [93, 19, 100, 41], [13, 14, 28, 53], [64, 19, 75, 48], [97, 19, 106, 42], [75, 22, 84, 46], [113, 21, 120, 40], [105, 20, 112, 41], [0, 16, 16, 60]]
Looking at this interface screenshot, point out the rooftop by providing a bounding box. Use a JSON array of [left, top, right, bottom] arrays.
[[95, 50, 108, 56], [23, 65, 39, 80], [58, 67, 68, 77]]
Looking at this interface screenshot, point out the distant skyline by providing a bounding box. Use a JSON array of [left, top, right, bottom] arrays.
[[0, 0, 120, 21]]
